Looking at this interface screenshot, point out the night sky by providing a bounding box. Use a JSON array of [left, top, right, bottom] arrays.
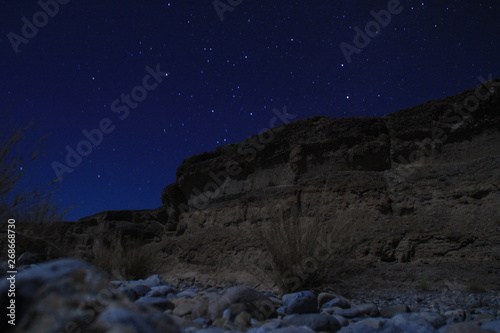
[[1, 1, 499, 221]]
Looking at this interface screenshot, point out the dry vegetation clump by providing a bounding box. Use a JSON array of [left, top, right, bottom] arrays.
[[0, 222, 67, 262], [0, 117, 67, 223], [91, 236, 160, 280], [259, 202, 336, 293]]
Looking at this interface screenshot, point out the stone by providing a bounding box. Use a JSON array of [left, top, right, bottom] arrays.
[[322, 297, 351, 310], [283, 313, 341, 333], [0, 258, 181, 333], [442, 322, 497, 333], [191, 291, 219, 319], [277, 306, 287, 316], [353, 318, 385, 329], [339, 326, 382, 333], [380, 304, 410, 318], [447, 316, 464, 325], [228, 302, 251, 321], [133, 284, 152, 297], [214, 317, 228, 328], [338, 318, 387, 333], [390, 312, 447, 329], [234, 311, 252, 327], [332, 314, 349, 327], [475, 314, 497, 323], [318, 292, 340, 307], [119, 286, 139, 300], [258, 319, 288, 331], [482, 320, 500, 332], [250, 317, 260, 325], [137, 274, 168, 288], [334, 308, 363, 319], [147, 285, 179, 297], [192, 317, 209, 327], [222, 308, 232, 319], [164, 314, 203, 330], [466, 295, 483, 309], [270, 296, 283, 306], [268, 327, 316, 333], [187, 327, 226, 333], [282, 291, 318, 314], [172, 299, 197, 317], [444, 310, 466, 320], [0, 258, 91, 332], [94, 305, 178, 333], [207, 285, 275, 321], [356, 303, 380, 317], [177, 290, 198, 299], [223, 319, 247, 331], [383, 322, 436, 333], [136, 296, 175, 311]]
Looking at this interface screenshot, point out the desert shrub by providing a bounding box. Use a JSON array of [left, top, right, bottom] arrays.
[[11, 222, 65, 259], [91, 237, 160, 280], [259, 203, 334, 293], [1, 186, 67, 223], [0, 222, 67, 262], [0, 117, 67, 223]]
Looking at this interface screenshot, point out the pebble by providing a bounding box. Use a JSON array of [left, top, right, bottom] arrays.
[[321, 297, 351, 310], [4, 259, 500, 333], [135, 296, 175, 311], [282, 291, 318, 314], [133, 284, 152, 297], [379, 304, 410, 318], [283, 313, 341, 332]]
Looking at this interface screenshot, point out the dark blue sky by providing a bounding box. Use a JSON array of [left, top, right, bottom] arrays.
[[1, 0, 499, 221]]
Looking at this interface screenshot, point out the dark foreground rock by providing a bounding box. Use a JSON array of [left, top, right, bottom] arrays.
[[1, 260, 499, 333], [0, 259, 180, 333]]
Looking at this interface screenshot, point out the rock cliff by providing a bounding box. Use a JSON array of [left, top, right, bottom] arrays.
[[156, 78, 500, 290], [3, 79, 499, 291]]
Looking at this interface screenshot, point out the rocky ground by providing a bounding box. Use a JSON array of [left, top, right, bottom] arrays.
[[1, 258, 499, 333]]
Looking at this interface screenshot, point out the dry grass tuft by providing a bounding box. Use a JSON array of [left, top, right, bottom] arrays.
[[1, 186, 67, 223], [91, 237, 160, 281], [259, 203, 334, 293], [0, 115, 67, 223]]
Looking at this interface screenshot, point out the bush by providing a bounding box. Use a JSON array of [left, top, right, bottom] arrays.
[[259, 203, 333, 293], [9, 222, 65, 260], [0, 118, 67, 223], [91, 237, 160, 280]]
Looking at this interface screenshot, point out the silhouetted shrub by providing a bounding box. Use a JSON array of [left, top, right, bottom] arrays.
[[0, 118, 67, 223]]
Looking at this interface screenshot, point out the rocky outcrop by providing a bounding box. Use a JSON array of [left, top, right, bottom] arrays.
[[158, 78, 500, 290], [2, 79, 499, 291]]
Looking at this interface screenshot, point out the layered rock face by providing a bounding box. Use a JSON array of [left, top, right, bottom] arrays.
[[158, 79, 500, 289], [3, 79, 499, 291]]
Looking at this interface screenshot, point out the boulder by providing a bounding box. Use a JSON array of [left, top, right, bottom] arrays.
[[0, 259, 180, 333], [282, 291, 318, 314], [283, 313, 341, 332]]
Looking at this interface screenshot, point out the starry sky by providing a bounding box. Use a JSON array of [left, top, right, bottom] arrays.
[[1, 0, 499, 221]]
